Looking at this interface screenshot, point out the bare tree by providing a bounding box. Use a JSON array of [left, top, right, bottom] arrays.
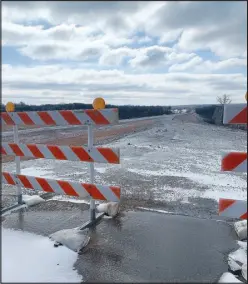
[[217, 94, 232, 105]]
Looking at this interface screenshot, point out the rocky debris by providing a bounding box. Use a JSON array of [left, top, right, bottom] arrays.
[[97, 202, 120, 217], [235, 220, 247, 241], [220, 221, 247, 283]]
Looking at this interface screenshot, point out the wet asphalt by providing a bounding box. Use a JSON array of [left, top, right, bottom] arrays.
[[2, 201, 238, 283]]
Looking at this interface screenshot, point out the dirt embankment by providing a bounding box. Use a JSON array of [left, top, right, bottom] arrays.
[[2, 119, 156, 163]]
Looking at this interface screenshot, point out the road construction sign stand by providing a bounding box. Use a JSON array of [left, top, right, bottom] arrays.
[[1, 98, 121, 230], [80, 98, 109, 230], [218, 93, 247, 219], [1, 103, 24, 215], [78, 124, 105, 231]]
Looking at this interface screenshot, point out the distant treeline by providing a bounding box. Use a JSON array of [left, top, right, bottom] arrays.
[[1, 102, 172, 120], [195, 105, 217, 124], [196, 104, 247, 130]]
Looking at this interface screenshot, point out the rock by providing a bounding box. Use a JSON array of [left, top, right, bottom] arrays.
[[242, 262, 247, 281], [218, 272, 242, 283], [97, 202, 120, 217], [234, 220, 247, 240]]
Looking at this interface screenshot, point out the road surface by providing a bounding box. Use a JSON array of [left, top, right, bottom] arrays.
[[2, 113, 246, 282]]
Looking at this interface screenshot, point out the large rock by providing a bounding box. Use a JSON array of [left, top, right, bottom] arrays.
[[97, 202, 120, 217], [235, 220, 247, 240]]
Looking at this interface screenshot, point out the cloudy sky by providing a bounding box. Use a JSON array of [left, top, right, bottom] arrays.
[[2, 1, 247, 106]]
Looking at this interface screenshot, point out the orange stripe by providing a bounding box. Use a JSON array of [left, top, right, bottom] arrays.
[[82, 184, 106, 200], [27, 144, 45, 159], [59, 111, 81, 125], [1, 113, 15, 125], [57, 180, 79, 196], [71, 146, 93, 162], [8, 143, 25, 157], [222, 152, 247, 171], [229, 107, 247, 124], [97, 148, 119, 164], [3, 172, 16, 185], [240, 212, 247, 220], [47, 145, 67, 160], [36, 177, 55, 193], [1, 147, 7, 155], [38, 112, 56, 125], [18, 112, 35, 125], [219, 198, 236, 213], [110, 186, 121, 199], [18, 175, 34, 189], [85, 110, 109, 125]]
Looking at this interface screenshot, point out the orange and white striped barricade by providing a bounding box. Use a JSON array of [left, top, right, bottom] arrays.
[[221, 152, 247, 173], [219, 99, 247, 219], [2, 172, 121, 202], [223, 104, 247, 125], [219, 198, 247, 220], [1, 105, 120, 226]]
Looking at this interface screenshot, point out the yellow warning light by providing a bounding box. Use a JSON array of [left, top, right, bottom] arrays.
[[245, 92, 247, 102], [6, 102, 15, 112], [93, 97, 106, 110]]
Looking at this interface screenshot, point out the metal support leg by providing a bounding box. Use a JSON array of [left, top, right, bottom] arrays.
[[79, 125, 105, 230], [88, 125, 96, 222], [13, 125, 22, 205]]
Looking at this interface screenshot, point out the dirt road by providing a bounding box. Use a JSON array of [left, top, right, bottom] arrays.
[[2, 117, 157, 163]]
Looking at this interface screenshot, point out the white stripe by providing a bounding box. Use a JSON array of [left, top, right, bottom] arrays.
[[220, 200, 247, 218], [38, 145, 55, 159], [23, 176, 43, 191], [59, 146, 79, 161], [233, 159, 247, 172], [69, 181, 89, 198], [2, 143, 15, 156], [73, 111, 94, 125], [18, 144, 34, 157], [89, 147, 108, 163], [48, 111, 68, 126], [10, 173, 19, 185], [96, 184, 120, 201], [46, 179, 65, 195], [10, 113, 24, 125], [223, 104, 246, 124], [28, 112, 45, 126], [101, 109, 119, 124]]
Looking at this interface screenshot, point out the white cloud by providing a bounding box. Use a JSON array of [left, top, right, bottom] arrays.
[[1, 1, 247, 105], [2, 64, 247, 106], [99, 47, 137, 66], [145, 1, 247, 58], [169, 56, 204, 72], [169, 57, 247, 73]]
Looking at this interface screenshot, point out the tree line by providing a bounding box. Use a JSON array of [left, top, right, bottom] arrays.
[[1, 102, 172, 120], [195, 105, 217, 124]]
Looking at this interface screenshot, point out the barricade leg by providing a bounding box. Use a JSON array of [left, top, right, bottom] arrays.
[[88, 125, 96, 222], [13, 125, 23, 205]]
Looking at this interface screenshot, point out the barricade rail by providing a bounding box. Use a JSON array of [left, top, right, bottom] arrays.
[[219, 102, 247, 219], [1, 104, 121, 226]]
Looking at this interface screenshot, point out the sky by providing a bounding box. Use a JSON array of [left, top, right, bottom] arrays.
[[2, 1, 247, 106]]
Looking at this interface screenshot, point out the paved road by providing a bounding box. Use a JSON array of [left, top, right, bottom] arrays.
[[2, 202, 238, 282]]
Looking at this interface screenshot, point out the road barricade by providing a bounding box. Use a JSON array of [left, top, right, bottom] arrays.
[[1, 103, 121, 226], [219, 98, 247, 219]]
